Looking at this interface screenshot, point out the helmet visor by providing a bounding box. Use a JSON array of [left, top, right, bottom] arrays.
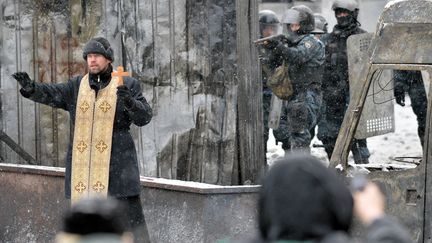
[[260, 23, 282, 37], [281, 9, 301, 24]]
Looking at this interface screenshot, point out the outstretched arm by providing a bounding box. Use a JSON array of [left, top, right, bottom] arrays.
[[12, 72, 74, 111]]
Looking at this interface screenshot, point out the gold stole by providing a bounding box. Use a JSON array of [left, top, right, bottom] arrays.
[[71, 74, 118, 203]]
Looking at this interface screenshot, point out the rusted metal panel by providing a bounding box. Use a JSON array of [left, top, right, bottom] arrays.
[[371, 0, 432, 64], [372, 23, 432, 64], [1, 1, 23, 164], [0, 0, 263, 185], [330, 1, 432, 242]]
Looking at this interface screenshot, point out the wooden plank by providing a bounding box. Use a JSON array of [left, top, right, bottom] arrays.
[[235, 0, 265, 184]]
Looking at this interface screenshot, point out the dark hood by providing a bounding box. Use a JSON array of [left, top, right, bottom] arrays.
[[258, 155, 353, 241]]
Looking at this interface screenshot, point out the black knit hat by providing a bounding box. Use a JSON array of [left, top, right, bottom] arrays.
[[82, 37, 114, 62]]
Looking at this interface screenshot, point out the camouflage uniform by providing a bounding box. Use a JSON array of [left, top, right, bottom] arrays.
[[270, 34, 324, 151]]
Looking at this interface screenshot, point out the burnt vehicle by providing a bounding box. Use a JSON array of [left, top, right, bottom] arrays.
[[330, 0, 432, 242]]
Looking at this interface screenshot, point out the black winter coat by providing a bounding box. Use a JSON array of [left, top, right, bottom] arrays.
[[21, 67, 152, 198]]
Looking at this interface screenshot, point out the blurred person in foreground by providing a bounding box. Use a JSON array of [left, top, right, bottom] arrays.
[[55, 197, 134, 243], [254, 155, 411, 243]]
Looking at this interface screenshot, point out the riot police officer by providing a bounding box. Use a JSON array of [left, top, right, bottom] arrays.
[[318, 0, 370, 163], [311, 13, 328, 39], [307, 13, 328, 141], [394, 70, 427, 147], [258, 10, 281, 155], [265, 5, 325, 153]]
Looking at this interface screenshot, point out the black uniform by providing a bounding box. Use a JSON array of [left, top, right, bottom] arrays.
[[20, 65, 152, 198], [318, 23, 370, 163], [394, 70, 427, 146]]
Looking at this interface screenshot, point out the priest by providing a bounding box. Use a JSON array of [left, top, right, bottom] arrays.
[[12, 37, 152, 241]]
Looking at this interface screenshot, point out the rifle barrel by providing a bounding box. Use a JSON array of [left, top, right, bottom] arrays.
[[254, 35, 280, 44]]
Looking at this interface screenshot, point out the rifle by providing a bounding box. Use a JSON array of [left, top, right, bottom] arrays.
[[254, 34, 288, 45]]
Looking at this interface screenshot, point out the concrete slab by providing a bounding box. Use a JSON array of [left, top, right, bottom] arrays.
[[0, 163, 260, 243]]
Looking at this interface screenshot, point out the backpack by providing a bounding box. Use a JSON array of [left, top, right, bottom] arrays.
[[264, 61, 293, 100]]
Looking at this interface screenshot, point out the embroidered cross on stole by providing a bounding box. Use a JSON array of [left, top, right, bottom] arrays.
[[71, 74, 119, 203]]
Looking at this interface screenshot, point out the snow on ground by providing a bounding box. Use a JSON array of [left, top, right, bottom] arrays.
[[266, 96, 423, 170]]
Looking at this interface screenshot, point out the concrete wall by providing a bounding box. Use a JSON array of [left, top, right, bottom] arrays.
[[0, 163, 260, 243]]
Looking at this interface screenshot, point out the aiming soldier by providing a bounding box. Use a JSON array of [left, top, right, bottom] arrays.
[[261, 5, 324, 153]]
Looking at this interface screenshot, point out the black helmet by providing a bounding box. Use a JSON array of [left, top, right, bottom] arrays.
[[259, 10, 280, 25], [332, 0, 359, 19], [282, 5, 315, 34], [311, 13, 328, 34], [259, 10, 280, 37]]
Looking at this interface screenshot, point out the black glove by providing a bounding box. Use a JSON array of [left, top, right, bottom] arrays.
[[117, 85, 135, 109], [393, 84, 406, 106], [12, 72, 35, 92], [264, 38, 282, 50], [263, 34, 289, 50]]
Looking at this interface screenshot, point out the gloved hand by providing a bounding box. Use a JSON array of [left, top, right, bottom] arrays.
[[263, 37, 281, 50], [12, 72, 35, 92], [117, 85, 135, 109], [393, 84, 406, 106], [258, 51, 269, 64]]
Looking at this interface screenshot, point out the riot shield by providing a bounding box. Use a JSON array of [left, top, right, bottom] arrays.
[[268, 95, 283, 129], [347, 33, 395, 139]]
